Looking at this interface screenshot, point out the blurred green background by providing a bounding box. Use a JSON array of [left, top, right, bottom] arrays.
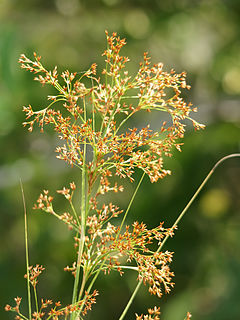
[[1, 0, 240, 319]]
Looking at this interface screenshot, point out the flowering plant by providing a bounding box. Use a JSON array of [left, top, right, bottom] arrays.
[[6, 31, 205, 320]]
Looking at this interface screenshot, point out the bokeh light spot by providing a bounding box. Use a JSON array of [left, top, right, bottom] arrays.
[[55, 0, 81, 16], [0, 107, 15, 136], [102, 0, 120, 6], [0, 0, 11, 18], [124, 9, 150, 39], [223, 67, 240, 95], [200, 189, 230, 219]]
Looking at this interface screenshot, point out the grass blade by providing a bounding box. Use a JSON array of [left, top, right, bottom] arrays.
[[20, 179, 32, 320]]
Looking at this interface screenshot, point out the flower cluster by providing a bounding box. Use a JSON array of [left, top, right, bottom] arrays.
[[136, 306, 161, 320], [34, 185, 176, 299], [135, 308, 192, 320], [5, 290, 98, 320], [19, 30, 204, 187], [24, 264, 45, 288], [111, 223, 176, 297]]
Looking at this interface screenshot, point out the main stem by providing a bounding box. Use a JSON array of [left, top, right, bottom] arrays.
[[70, 157, 87, 320], [118, 153, 240, 320], [71, 101, 88, 320]]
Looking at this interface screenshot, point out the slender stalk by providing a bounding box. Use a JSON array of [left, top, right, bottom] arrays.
[[71, 98, 88, 320], [119, 281, 142, 320], [105, 38, 108, 87], [69, 200, 80, 227], [16, 312, 29, 320], [20, 179, 32, 320], [33, 287, 39, 318], [158, 153, 240, 253], [86, 258, 107, 293], [116, 172, 145, 239], [78, 269, 87, 301], [118, 153, 240, 320], [71, 224, 84, 313]]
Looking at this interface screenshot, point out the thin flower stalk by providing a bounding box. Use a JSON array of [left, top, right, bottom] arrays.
[[119, 153, 240, 319]]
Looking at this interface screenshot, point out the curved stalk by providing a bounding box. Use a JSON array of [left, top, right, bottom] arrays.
[[118, 153, 240, 320], [158, 153, 240, 252]]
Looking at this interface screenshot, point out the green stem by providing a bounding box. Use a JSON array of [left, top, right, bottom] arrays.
[[78, 269, 87, 301], [86, 257, 107, 294], [75, 257, 108, 317], [70, 99, 88, 320], [16, 312, 29, 320], [70, 200, 80, 227], [119, 281, 142, 320], [70, 176, 86, 316], [114, 110, 135, 136], [33, 286, 39, 318], [48, 208, 79, 232], [20, 180, 32, 320], [116, 172, 145, 239], [118, 153, 240, 320], [73, 172, 144, 319]]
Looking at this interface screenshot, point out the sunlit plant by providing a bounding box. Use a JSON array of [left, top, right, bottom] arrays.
[[6, 31, 207, 320]]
